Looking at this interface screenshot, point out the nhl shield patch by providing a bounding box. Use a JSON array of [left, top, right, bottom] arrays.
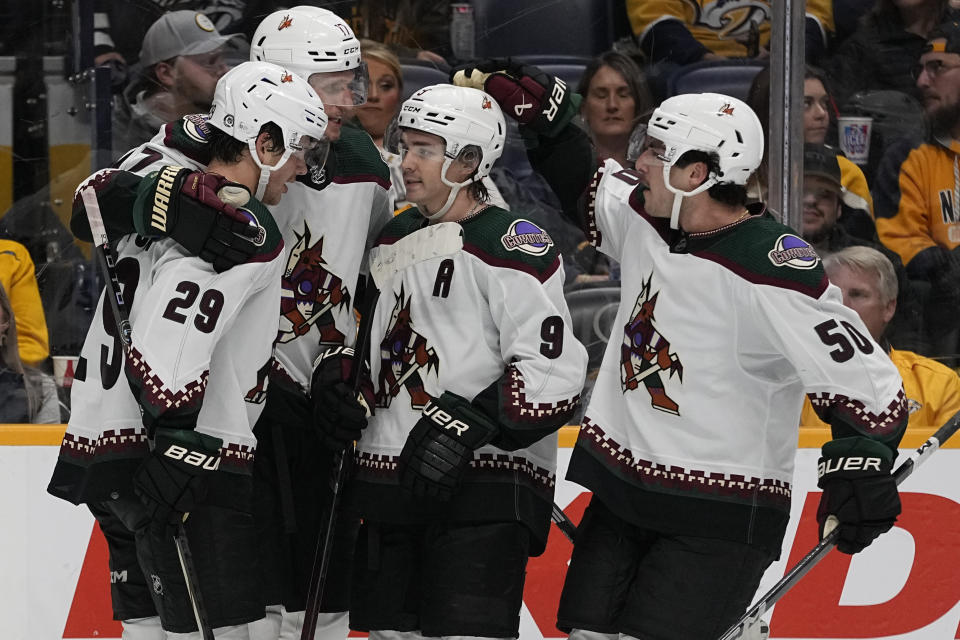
[[501, 219, 553, 256]]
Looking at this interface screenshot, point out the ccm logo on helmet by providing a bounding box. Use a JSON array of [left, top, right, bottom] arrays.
[[818, 455, 882, 478], [423, 401, 470, 437], [162, 444, 220, 470], [542, 77, 567, 123]]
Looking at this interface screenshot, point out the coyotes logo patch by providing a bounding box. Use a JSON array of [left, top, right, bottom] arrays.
[[621, 273, 683, 415], [278, 224, 351, 345], [376, 286, 439, 410]]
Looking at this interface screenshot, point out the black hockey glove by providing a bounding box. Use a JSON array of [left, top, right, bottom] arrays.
[[398, 392, 499, 501], [133, 166, 262, 273], [311, 346, 370, 450], [816, 436, 901, 554], [451, 58, 580, 137], [133, 428, 223, 529]]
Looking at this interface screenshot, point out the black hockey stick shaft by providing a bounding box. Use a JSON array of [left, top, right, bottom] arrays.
[[718, 408, 960, 640], [301, 285, 380, 640], [80, 187, 215, 640], [552, 501, 578, 542]]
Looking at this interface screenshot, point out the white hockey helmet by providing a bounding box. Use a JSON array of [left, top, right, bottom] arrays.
[[646, 92, 763, 228], [208, 61, 329, 199], [393, 84, 506, 220], [250, 6, 367, 106]]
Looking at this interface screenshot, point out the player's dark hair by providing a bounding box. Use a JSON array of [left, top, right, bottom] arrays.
[[675, 150, 748, 207], [207, 122, 284, 164]]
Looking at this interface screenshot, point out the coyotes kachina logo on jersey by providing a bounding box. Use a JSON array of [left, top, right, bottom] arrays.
[[621, 273, 683, 415], [376, 286, 439, 410], [278, 224, 351, 345]]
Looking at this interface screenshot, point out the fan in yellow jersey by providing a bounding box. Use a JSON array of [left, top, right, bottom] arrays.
[[801, 246, 960, 429]]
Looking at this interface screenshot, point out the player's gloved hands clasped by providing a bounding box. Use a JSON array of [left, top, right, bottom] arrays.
[[134, 166, 262, 273], [311, 346, 370, 450], [398, 391, 499, 501], [451, 58, 580, 136], [816, 436, 901, 554], [133, 428, 223, 529]]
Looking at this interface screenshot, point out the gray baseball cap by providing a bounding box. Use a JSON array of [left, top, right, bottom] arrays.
[[140, 10, 239, 67]]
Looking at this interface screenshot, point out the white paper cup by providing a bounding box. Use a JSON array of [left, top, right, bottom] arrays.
[[838, 116, 873, 166], [52, 355, 79, 388]]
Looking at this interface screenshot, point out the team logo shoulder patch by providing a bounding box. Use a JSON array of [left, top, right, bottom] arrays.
[[500, 219, 554, 256], [182, 114, 212, 143], [768, 234, 820, 269], [235, 207, 266, 246]]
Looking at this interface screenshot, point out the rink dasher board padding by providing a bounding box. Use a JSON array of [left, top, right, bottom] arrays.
[[2, 424, 959, 640]]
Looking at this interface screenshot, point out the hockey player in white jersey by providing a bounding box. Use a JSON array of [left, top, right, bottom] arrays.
[[58, 8, 392, 638], [344, 84, 587, 640], [246, 8, 392, 639], [455, 60, 908, 640], [47, 61, 328, 639]]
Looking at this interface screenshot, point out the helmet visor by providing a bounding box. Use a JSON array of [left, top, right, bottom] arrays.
[[383, 116, 402, 154], [305, 139, 331, 170], [308, 63, 369, 107]]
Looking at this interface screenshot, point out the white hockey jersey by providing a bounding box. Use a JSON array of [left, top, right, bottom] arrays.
[[567, 161, 907, 551], [49, 159, 285, 504], [267, 122, 392, 392], [349, 206, 588, 553]]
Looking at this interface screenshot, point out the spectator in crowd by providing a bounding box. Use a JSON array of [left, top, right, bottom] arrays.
[[626, 0, 833, 67], [802, 143, 923, 348], [576, 51, 654, 168], [828, 0, 949, 108], [0, 283, 59, 423], [831, 0, 876, 48], [94, 0, 245, 69], [802, 246, 960, 429], [874, 18, 960, 358], [0, 238, 49, 366], [356, 39, 403, 150], [747, 65, 876, 239], [112, 10, 238, 157]]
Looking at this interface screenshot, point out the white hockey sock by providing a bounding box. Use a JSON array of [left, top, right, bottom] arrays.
[[278, 608, 349, 640], [248, 604, 283, 640], [121, 616, 164, 640]]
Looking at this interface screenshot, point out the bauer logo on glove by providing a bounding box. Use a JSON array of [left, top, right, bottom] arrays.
[[422, 399, 472, 437], [161, 442, 221, 471]]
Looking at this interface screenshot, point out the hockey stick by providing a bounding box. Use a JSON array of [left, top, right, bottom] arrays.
[[552, 502, 578, 542], [301, 222, 466, 639], [80, 187, 215, 640], [300, 285, 379, 640], [718, 408, 960, 640]]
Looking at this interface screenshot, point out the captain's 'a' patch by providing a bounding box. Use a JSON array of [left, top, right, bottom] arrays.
[[501, 219, 554, 256], [767, 234, 820, 270]]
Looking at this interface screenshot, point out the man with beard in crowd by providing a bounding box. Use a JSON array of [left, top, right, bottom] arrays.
[[874, 18, 960, 359]]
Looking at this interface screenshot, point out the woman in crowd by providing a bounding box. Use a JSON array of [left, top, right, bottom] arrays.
[[0, 284, 59, 423], [747, 65, 875, 238], [576, 51, 654, 167]]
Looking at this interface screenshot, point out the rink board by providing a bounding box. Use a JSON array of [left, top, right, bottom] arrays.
[[2, 425, 959, 640]]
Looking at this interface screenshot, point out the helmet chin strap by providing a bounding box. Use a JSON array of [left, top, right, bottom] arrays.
[[421, 157, 473, 222], [661, 162, 718, 230], [248, 139, 294, 200]]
